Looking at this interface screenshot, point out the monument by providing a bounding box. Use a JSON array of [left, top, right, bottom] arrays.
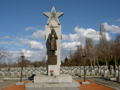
[[25, 7, 80, 90], [44, 6, 63, 76]]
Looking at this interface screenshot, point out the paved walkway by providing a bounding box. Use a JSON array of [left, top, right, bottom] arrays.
[[77, 80, 113, 90], [0, 80, 17, 90], [2, 79, 115, 90], [88, 77, 120, 90]]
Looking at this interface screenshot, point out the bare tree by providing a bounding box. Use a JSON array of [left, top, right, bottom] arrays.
[[18, 52, 26, 82], [98, 24, 111, 66], [112, 35, 120, 81], [0, 49, 6, 63], [0, 48, 10, 66], [85, 38, 95, 68]]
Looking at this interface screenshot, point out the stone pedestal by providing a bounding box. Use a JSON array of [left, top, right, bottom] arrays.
[[47, 65, 60, 76], [26, 81, 79, 90], [26, 74, 80, 90], [34, 74, 72, 83]]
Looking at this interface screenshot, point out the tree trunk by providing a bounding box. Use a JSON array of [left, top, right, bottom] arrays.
[[83, 65, 86, 82], [20, 66, 23, 82], [114, 56, 117, 77]]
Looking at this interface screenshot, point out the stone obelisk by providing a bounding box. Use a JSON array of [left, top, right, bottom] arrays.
[[43, 6, 64, 76]]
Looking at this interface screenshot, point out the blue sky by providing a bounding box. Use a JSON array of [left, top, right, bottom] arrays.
[[0, 0, 120, 62]]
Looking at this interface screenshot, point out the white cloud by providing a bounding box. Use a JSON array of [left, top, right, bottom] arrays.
[[9, 49, 46, 62], [22, 49, 35, 58], [0, 41, 21, 46], [10, 51, 21, 59], [62, 41, 81, 50], [25, 26, 45, 39], [105, 33, 111, 41], [62, 26, 111, 42], [102, 22, 120, 33], [17, 38, 30, 44], [0, 41, 16, 45], [18, 38, 43, 50], [62, 33, 79, 41], [29, 41, 43, 50], [25, 26, 36, 31], [32, 30, 45, 39], [75, 26, 100, 41]]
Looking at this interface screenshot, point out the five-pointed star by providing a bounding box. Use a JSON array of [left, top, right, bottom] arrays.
[[43, 6, 64, 25]]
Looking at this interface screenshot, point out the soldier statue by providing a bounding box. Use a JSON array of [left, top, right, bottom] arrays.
[[46, 28, 58, 56]]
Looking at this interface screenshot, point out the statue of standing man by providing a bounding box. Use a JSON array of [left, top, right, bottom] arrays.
[[46, 28, 58, 56]]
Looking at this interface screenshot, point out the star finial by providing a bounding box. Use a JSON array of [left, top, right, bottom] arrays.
[[43, 6, 64, 25]]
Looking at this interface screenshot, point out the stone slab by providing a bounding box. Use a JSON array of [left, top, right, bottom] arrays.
[[110, 78, 117, 81], [26, 87, 79, 90], [81, 81, 90, 84], [25, 80, 80, 90], [16, 82, 24, 85], [34, 74, 72, 83], [3, 78, 27, 80]]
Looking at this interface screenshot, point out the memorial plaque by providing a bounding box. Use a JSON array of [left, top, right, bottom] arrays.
[[47, 55, 57, 65]]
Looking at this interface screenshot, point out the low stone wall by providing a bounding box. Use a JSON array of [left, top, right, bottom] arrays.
[[0, 66, 120, 82]]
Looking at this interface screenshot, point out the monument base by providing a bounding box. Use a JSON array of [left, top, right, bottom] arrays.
[[25, 74, 80, 90], [34, 74, 72, 83], [47, 65, 60, 76]]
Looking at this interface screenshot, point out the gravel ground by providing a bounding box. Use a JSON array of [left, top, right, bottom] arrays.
[[0, 80, 17, 90]]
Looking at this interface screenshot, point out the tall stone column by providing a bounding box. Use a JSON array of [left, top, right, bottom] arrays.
[[43, 6, 64, 76]]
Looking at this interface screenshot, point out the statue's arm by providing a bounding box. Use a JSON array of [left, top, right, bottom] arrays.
[[55, 33, 58, 40]]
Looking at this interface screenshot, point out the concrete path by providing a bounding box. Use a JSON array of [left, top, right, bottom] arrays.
[[88, 77, 120, 90], [0, 80, 17, 90]]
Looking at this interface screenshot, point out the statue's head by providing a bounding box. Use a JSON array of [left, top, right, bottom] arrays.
[[51, 28, 55, 34]]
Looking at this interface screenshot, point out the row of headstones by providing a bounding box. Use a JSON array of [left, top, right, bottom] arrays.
[[61, 66, 120, 77], [0, 66, 120, 81], [0, 67, 46, 78]]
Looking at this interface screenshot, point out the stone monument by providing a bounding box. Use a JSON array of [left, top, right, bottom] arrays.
[[44, 6, 63, 76], [25, 7, 80, 90]]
